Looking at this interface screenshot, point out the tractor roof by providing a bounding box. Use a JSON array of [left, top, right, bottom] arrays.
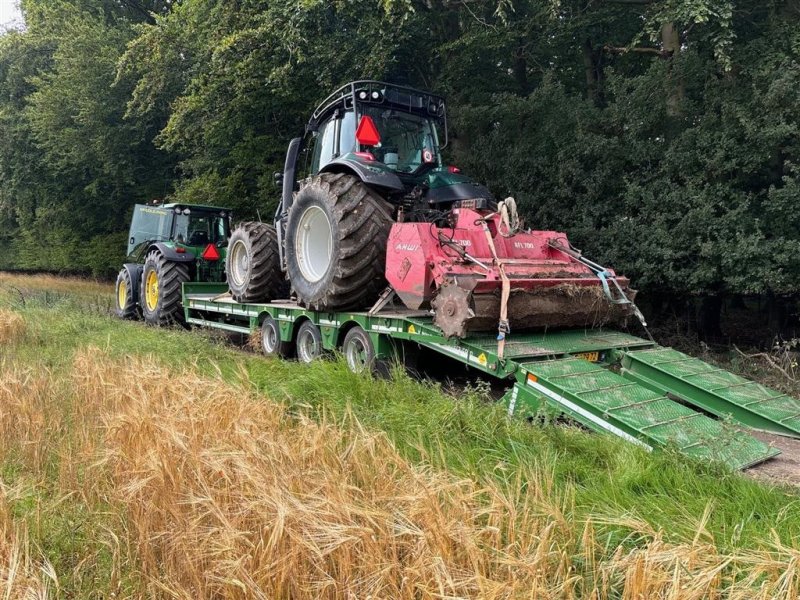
[[161, 203, 230, 213], [308, 80, 446, 133]]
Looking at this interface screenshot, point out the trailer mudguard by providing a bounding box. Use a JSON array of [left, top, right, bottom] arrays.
[[321, 157, 404, 191]]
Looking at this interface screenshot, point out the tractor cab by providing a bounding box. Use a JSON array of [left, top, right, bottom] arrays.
[[307, 83, 445, 178], [127, 203, 231, 297], [127, 203, 231, 257], [294, 81, 494, 212], [115, 202, 233, 325]]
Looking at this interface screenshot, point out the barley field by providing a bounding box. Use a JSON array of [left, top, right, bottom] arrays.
[[1, 273, 799, 598]]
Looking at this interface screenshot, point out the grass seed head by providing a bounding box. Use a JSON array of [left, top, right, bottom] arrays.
[[0, 309, 25, 344]]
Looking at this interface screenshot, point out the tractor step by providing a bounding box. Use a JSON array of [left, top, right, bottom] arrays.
[[516, 357, 779, 470], [620, 347, 800, 438]]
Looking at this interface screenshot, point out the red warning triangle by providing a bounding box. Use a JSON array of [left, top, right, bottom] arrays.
[[355, 115, 381, 146], [202, 243, 220, 261]]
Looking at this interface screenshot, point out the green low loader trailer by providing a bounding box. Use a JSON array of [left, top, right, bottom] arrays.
[[182, 281, 800, 471]]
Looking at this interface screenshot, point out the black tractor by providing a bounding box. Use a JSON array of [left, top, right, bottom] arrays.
[[226, 80, 494, 309]]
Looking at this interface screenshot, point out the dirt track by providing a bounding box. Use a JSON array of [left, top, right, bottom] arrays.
[[748, 432, 800, 486]]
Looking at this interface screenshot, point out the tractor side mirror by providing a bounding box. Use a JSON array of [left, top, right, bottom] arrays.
[[274, 172, 283, 187]]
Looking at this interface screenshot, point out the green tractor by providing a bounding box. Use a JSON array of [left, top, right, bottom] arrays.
[[226, 81, 493, 310], [225, 81, 635, 343], [115, 203, 232, 325]]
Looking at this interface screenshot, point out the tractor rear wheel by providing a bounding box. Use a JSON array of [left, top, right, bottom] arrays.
[[115, 268, 139, 320], [140, 250, 189, 326], [226, 222, 286, 303], [285, 173, 393, 310]]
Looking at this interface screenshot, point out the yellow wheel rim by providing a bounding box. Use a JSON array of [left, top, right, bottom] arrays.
[[145, 270, 159, 311], [118, 279, 127, 309]]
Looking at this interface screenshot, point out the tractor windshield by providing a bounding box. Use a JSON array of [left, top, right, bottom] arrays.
[[361, 107, 441, 173], [173, 210, 229, 247], [128, 205, 174, 255]]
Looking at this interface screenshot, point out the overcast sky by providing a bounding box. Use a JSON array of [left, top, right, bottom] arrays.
[[0, 0, 22, 30]]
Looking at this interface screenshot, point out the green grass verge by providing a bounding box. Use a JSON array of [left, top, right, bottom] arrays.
[[1, 282, 799, 596]]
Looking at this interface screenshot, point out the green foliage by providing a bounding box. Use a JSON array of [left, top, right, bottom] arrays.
[[0, 0, 798, 304]]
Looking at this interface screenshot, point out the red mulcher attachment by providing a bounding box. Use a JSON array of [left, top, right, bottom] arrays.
[[386, 205, 640, 340]]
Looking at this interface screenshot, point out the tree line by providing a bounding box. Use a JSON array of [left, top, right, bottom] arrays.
[[0, 0, 798, 337]]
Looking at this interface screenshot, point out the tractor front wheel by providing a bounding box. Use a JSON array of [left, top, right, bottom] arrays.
[[285, 173, 393, 310], [140, 250, 189, 326], [115, 268, 139, 320], [226, 222, 286, 303]]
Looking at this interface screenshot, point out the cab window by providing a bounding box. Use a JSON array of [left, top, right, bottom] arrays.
[[310, 118, 337, 173], [173, 211, 228, 246], [339, 111, 357, 156], [362, 107, 441, 173], [128, 205, 173, 255]]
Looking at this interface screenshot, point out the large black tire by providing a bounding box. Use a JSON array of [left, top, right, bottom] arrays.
[[285, 173, 393, 310], [115, 268, 139, 320], [226, 222, 286, 303], [140, 250, 189, 326]]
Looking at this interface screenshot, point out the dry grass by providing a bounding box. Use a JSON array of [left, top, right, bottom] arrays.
[[0, 366, 55, 476], [0, 485, 54, 599], [245, 327, 262, 353], [0, 273, 112, 299], [75, 351, 800, 598], [1, 347, 799, 598], [0, 309, 25, 344]]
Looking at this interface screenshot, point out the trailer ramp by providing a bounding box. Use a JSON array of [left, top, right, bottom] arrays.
[[400, 323, 778, 469], [517, 357, 779, 470], [621, 347, 800, 438]]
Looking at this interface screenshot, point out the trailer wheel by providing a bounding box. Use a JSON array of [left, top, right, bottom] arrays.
[[261, 315, 293, 358], [115, 268, 139, 320], [342, 326, 377, 374], [296, 321, 323, 364], [226, 222, 286, 303], [140, 250, 189, 326]]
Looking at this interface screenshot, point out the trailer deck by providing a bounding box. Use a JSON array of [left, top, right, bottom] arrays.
[[183, 282, 800, 470]]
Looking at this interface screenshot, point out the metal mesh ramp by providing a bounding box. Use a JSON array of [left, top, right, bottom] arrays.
[[621, 348, 800, 438], [466, 329, 652, 359], [403, 321, 653, 361], [522, 357, 778, 469]]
